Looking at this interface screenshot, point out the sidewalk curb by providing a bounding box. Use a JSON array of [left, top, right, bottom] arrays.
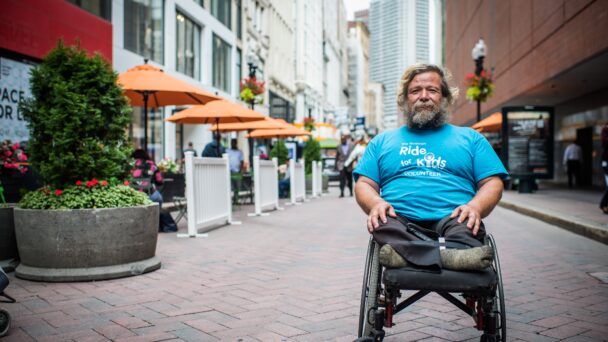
[[498, 200, 608, 245]]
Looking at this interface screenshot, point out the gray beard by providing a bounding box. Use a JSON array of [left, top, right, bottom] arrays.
[[406, 100, 450, 129]]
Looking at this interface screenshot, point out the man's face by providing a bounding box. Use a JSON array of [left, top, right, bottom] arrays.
[[405, 71, 447, 129], [341, 135, 349, 144]]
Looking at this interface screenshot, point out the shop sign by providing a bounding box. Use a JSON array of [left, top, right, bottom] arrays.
[[502, 106, 554, 178]]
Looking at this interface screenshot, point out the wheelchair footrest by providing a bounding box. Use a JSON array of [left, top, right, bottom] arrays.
[[383, 266, 497, 294]]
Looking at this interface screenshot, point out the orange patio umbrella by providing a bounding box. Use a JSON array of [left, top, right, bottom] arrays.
[[165, 100, 265, 125], [208, 116, 293, 132], [472, 112, 502, 132], [118, 60, 222, 149], [247, 128, 312, 139]]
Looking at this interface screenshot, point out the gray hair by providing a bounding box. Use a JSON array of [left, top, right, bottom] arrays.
[[396, 64, 459, 115]]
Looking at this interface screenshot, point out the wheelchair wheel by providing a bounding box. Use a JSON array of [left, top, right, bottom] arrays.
[[358, 238, 381, 338], [0, 308, 10, 337], [487, 234, 506, 341]]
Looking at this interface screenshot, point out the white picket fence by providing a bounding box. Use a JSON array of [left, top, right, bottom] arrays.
[[290, 158, 306, 204], [181, 152, 234, 238], [249, 156, 280, 216], [311, 160, 323, 197]]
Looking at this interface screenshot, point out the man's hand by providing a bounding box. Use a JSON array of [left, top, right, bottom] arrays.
[[367, 200, 397, 233], [450, 204, 482, 235]]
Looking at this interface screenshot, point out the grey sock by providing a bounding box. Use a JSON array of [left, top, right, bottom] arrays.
[[440, 246, 493, 271], [378, 244, 408, 268]]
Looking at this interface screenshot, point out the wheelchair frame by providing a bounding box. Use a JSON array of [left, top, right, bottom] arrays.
[[358, 234, 506, 342], [0, 268, 15, 337]]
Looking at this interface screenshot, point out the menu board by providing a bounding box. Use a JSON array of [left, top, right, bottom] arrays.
[[502, 107, 553, 178]]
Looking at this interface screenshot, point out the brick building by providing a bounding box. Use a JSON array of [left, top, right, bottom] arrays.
[[445, 0, 608, 187]]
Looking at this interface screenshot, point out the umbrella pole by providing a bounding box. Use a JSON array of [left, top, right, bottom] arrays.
[[248, 132, 254, 172], [143, 91, 149, 152], [216, 118, 221, 157]]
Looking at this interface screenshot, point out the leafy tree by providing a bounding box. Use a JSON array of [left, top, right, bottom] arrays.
[[303, 138, 321, 174], [270, 139, 289, 166], [20, 41, 133, 189]]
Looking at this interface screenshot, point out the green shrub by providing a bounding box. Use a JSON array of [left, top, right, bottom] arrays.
[[270, 139, 289, 166], [19, 180, 151, 209], [303, 138, 321, 174], [19, 40, 133, 189]]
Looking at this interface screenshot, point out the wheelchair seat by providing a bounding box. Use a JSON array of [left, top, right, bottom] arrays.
[[383, 266, 497, 294]]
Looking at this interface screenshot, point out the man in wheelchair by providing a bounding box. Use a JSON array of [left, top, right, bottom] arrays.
[[353, 64, 508, 341]]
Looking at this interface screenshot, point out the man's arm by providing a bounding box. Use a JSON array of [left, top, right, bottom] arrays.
[[355, 176, 397, 233], [450, 176, 503, 236]]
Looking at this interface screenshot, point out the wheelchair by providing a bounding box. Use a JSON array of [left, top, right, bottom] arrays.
[[357, 235, 506, 341]]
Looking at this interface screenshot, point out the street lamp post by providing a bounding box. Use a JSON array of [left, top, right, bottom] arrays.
[[471, 38, 486, 123], [246, 52, 258, 171]]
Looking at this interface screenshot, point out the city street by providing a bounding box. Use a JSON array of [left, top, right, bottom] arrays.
[[2, 188, 607, 341]]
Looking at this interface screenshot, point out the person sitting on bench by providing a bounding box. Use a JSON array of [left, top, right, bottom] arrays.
[[353, 64, 508, 271]]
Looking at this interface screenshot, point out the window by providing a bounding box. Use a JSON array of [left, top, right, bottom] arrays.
[[212, 34, 232, 93], [269, 92, 294, 123], [211, 0, 231, 29], [236, 0, 242, 39], [192, 0, 203, 7], [176, 12, 201, 79], [67, 0, 111, 20], [129, 107, 163, 162], [124, 0, 164, 63], [235, 47, 242, 92]]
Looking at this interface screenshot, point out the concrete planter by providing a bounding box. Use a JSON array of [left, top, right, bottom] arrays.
[[0, 205, 19, 270], [14, 203, 161, 282]]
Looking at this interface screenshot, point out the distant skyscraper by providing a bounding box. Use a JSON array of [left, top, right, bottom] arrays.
[[369, 0, 442, 129]]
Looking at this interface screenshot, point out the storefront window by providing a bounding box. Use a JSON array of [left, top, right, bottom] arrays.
[[269, 91, 294, 123], [212, 34, 232, 93], [124, 0, 164, 64], [176, 12, 201, 79], [211, 0, 231, 29], [67, 0, 112, 20], [129, 107, 163, 162]]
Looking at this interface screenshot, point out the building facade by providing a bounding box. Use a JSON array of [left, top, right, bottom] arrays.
[[369, 0, 442, 130], [446, 0, 608, 187]]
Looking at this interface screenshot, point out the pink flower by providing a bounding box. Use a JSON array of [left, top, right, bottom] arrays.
[[18, 153, 27, 161], [76, 180, 83, 186], [100, 180, 108, 186], [133, 169, 142, 177], [12, 143, 20, 150], [135, 159, 142, 166], [4, 150, 12, 158], [55, 189, 63, 196], [19, 167, 28, 174], [123, 180, 130, 186]]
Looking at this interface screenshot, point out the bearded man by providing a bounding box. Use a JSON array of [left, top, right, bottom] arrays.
[[353, 64, 508, 271]]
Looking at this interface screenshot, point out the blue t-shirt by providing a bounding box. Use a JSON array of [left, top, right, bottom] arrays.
[[353, 124, 508, 221]]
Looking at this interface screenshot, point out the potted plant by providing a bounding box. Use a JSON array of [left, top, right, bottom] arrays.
[[14, 41, 161, 282], [0, 141, 28, 269]]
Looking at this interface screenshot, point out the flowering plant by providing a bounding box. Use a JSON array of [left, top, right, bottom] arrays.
[[465, 70, 494, 102], [19, 177, 150, 209], [157, 157, 179, 174], [303, 117, 316, 132], [240, 76, 265, 104], [1, 140, 28, 178]]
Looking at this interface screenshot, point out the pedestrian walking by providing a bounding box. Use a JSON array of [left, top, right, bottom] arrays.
[[335, 132, 355, 197], [563, 141, 582, 188]]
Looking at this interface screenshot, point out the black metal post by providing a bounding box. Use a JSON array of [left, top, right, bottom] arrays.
[[474, 56, 484, 123], [249, 99, 255, 172]]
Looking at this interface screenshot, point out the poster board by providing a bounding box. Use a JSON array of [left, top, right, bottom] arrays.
[[0, 51, 36, 144], [501, 106, 554, 179]]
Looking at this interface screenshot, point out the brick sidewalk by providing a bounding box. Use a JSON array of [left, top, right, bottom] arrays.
[[2, 187, 607, 341]]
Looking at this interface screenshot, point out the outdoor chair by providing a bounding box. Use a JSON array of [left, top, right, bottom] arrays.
[[160, 174, 187, 224], [357, 235, 506, 342]]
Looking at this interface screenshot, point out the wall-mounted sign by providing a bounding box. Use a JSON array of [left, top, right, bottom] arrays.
[[502, 106, 554, 178], [0, 54, 35, 143]]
